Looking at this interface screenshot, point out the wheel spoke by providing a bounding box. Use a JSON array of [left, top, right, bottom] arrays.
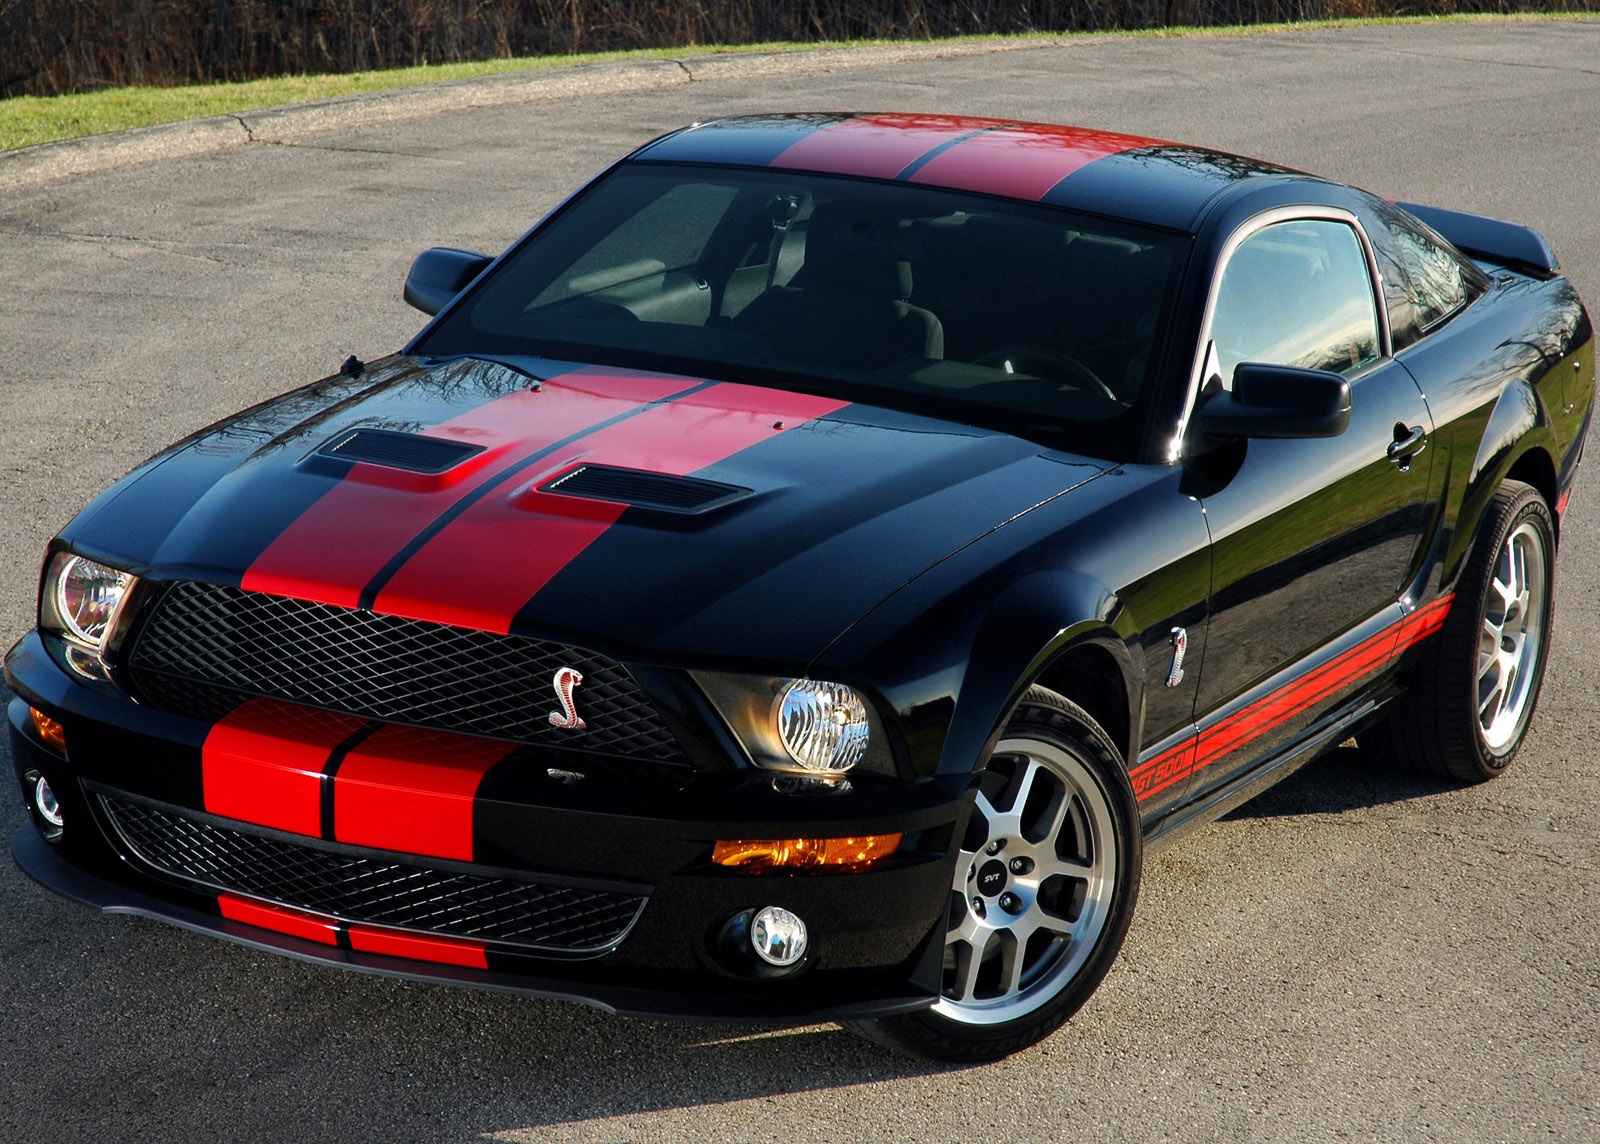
[[1010, 758, 1046, 814], [997, 932, 1027, 996], [952, 937, 986, 1002], [1036, 849, 1096, 883], [1478, 672, 1505, 727]]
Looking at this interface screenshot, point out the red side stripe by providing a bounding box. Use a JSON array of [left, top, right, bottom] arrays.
[[332, 725, 515, 862], [1131, 595, 1455, 801], [371, 379, 849, 633], [218, 894, 340, 945], [242, 371, 689, 609], [907, 123, 1166, 201], [347, 927, 489, 969], [1130, 738, 1196, 800], [768, 114, 1004, 180], [202, 699, 369, 836]]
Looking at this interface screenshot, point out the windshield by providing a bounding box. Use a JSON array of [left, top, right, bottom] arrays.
[[414, 163, 1189, 459]]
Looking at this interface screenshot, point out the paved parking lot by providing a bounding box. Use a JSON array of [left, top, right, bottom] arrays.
[[2, 20, 1597, 1142]]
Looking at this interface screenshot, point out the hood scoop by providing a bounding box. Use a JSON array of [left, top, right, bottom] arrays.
[[316, 428, 486, 474], [540, 465, 752, 515]]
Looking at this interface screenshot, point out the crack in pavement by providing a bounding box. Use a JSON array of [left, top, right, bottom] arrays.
[[0, 224, 233, 265], [1382, 45, 1600, 80]]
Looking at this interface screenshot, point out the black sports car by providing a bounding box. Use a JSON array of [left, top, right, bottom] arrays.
[[7, 113, 1592, 1061]]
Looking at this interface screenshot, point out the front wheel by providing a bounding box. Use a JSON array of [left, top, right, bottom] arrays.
[[1361, 480, 1556, 781], [843, 688, 1141, 1061]]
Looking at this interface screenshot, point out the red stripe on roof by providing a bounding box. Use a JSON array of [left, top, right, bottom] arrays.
[[907, 123, 1166, 201], [218, 894, 340, 945], [202, 699, 368, 836], [242, 371, 688, 609], [370, 379, 849, 633], [768, 114, 1007, 180], [331, 724, 515, 862], [348, 926, 489, 969]]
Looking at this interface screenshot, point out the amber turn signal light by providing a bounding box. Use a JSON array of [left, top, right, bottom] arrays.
[[28, 706, 66, 753], [713, 833, 902, 873]]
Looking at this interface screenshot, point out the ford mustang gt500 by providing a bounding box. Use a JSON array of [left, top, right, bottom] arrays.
[[7, 113, 1592, 1061]]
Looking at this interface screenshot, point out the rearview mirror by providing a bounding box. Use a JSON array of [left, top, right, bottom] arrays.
[[1196, 362, 1352, 439], [404, 248, 493, 316]]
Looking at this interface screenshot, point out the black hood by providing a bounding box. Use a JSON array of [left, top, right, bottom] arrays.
[[62, 355, 1108, 668]]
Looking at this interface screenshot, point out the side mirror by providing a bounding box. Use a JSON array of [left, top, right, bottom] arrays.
[[1196, 362, 1352, 439], [404, 248, 493, 316]]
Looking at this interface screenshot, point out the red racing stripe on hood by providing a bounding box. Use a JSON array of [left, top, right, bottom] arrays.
[[769, 114, 1009, 180], [905, 123, 1167, 201], [331, 724, 516, 862], [242, 369, 691, 609], [203, 699, 370, 836], [369, 379, 849, 634]]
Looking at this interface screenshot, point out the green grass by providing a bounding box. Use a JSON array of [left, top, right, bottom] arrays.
[[1, 12, 1589, 154]]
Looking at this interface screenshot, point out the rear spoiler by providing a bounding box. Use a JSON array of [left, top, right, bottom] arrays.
[[1397, 201, 1559, 276]]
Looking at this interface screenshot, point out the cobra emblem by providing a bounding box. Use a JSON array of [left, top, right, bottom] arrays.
[[548, 666, 586, 729], [1166, 626, 1188, 689]]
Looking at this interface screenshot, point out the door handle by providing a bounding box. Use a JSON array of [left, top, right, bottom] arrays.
[[1387, 424, 1427, 469]]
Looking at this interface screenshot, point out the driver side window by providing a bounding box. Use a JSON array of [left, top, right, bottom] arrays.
[[1209, 219, 1381, 385]]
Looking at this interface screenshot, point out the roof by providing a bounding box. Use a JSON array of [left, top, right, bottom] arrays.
[[632, 113, 1300, 232]]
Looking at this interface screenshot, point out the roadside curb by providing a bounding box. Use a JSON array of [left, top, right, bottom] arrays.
[[0, 38, 1056, 191]]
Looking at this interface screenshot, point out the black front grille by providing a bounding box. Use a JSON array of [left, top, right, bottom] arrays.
[[127, 581, 684, 761], [100, 793, 647, 955]]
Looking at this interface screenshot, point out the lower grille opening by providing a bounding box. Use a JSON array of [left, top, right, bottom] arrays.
[[98, 791, 648, 956]]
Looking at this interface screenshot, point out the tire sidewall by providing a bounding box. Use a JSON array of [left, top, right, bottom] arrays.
[[909, 688, 1142, 1056], [1456, 485, 1556, 772]]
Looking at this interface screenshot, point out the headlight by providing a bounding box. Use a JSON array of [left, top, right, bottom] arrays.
[[774, 679, 869, 772], [40, 553, 139, 676], [694, 672, 895, 777]]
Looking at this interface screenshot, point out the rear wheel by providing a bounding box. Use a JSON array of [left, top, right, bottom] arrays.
[[843, 688, 1140, 1061], [1361, 480, 1555, 781]]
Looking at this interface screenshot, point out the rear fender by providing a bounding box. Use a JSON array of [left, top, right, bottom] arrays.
[[1450, 382, 1557, 583]]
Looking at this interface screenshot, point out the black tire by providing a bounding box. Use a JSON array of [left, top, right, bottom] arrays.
[[1361, 480, 1556, 782], [842, 687, 1141, 1061]]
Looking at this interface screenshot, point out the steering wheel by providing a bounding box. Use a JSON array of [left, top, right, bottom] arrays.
[[976, 346, 1118, 404]]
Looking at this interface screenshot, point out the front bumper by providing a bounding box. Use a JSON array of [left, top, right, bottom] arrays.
[[6, 631, 966, 1022]]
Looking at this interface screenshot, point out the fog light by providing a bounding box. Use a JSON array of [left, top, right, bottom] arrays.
[[28, 706, 67, 753], [22, 770, 64, 842], [750, 906, 807, 967]]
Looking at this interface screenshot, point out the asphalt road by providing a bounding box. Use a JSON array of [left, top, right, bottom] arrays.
[[2, 20, 1598, 1143]]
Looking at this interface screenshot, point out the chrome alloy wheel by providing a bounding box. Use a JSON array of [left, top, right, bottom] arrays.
[[934, 737, 1118, 1025], [1478, 520, 1548, 753]]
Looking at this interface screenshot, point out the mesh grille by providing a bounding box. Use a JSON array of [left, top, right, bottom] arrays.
[[100, 794, 647, 954], [127, 581, 684, 760]]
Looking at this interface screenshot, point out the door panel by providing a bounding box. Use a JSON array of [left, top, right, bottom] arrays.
[[1192, 359, 1436, 780]]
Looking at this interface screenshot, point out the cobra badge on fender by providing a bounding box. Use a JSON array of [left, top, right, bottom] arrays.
[[549, 667, 586, 730]]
